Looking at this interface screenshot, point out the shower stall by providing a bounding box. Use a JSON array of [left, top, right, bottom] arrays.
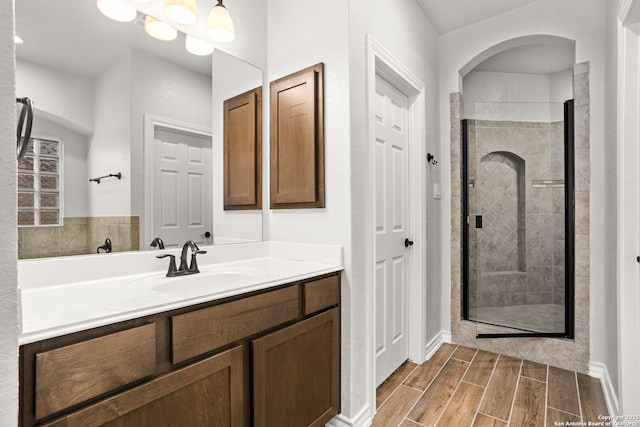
[[462, 100, 575, 338]]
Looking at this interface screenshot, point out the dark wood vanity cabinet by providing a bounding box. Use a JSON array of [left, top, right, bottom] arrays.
[[19, 272, 341, 427]]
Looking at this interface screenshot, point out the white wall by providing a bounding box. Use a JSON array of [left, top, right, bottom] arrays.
[[463, 70, 561, 121], [0, 0, 19, 423], [15, 59, 94, 134], [439, 0, 613, 388], [604, 0, 623, 398], [87, 52, 132, 217], [31, 116, 90, 218]]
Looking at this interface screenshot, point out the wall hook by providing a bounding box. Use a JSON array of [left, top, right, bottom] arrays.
[[427, 153, 438, 165]]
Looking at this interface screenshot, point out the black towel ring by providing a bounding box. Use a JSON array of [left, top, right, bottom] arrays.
[[16, 97, 34, 160]]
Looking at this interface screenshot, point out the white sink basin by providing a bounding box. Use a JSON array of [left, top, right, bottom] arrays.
[[151, 270, 259, 293], [126, 267, 263, 295]]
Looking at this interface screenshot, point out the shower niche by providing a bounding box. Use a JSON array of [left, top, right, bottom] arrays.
[[462, 100, 575, 338]]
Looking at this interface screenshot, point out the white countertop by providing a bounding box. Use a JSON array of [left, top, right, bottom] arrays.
[[19, 242, 343, 345]]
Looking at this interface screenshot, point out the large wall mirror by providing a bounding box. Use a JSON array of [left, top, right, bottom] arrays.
[[15, 0, 264, 259]]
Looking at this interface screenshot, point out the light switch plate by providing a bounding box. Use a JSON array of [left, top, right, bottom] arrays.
[[434, 183, 441, 199]]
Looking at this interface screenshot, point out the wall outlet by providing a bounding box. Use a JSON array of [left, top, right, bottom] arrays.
[[434, 183, 441, 199]]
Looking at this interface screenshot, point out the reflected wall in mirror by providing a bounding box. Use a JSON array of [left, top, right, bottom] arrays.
[[15, 0, 264, 259]]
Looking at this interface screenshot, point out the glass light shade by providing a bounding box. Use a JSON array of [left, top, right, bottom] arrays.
[[206, 2, 235, 42], [96, 0, 137, 22], [164, 0, 198, 25], [185, 35, 214, 56], [144, 16, 178, 41]]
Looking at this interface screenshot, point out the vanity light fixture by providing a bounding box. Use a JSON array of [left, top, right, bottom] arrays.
[[144, 15, 178, 41], [206, 0, 235, 42], [185, 34, 215, 56], [96, 0, 137, 23], [164, 0, 198, 26]]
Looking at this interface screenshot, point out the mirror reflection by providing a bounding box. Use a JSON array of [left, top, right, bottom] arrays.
[[15, 0, 263, 259]]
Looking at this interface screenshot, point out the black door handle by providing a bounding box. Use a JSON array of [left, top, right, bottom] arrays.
[[405, 238, 414, 248]]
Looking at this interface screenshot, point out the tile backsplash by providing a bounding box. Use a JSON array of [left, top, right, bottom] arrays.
[[18, 216, 139, 259]]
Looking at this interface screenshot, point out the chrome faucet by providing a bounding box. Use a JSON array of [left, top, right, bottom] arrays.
[[157, 240, 207, 277]]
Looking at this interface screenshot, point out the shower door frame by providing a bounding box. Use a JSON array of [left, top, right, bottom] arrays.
[[461, 100, 576, 339]]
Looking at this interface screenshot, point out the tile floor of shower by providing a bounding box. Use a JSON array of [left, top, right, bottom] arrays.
[[469, 303, 565, 334]]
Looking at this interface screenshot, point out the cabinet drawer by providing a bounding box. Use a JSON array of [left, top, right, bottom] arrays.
[[303, 274, 340, 315], [35, 323, 156, 420], [172, 285, 299, 364]]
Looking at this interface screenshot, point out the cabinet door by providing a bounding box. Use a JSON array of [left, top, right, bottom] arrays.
[[224, 86, 262, 210], [269, 63, 325, 209], [42, 346, 244, 427], [253, 308, 340, 427]]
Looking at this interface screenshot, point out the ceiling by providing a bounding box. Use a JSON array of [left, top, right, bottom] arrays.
[[416, 0, 541, 34], [15, 0, 212, 77]]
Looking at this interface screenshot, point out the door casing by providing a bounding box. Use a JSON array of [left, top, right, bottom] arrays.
[[365, 34, 427, 415]]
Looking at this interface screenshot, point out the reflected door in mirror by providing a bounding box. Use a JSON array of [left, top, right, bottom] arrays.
[[153, 128, 212, 248]]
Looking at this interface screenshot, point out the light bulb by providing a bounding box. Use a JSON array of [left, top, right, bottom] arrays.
[[206, 1, 235, 42], [185, 35, 214, 56], [144, 16, 178, 41], [96, 0, 137, 23], [164, 0, 198, 25]]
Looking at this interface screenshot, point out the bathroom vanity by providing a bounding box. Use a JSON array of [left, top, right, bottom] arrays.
[[18, 242, 342, 427]]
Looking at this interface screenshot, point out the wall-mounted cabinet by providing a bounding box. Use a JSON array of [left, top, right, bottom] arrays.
[[224, 87, 262, 210], [20, 272, 341, 427], [270, 63, 325, 209]]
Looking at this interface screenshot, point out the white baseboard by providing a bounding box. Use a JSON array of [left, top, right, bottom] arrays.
[[327, 405, 373, 427], [424, 330, 452, 361], [589, 361, 619, 416]]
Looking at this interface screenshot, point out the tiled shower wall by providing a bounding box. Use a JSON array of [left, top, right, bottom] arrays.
[[18, 216, 139, 259], [468, 120, 566, 308], [450, 62, 591, 373]]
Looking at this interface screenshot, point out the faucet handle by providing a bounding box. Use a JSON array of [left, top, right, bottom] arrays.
[[157, 254, 178, 277], [189, 250, 207, 273]]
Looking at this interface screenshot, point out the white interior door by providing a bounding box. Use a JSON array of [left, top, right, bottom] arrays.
[[374, 74, 411, 387], [153, 128, 212, 248]]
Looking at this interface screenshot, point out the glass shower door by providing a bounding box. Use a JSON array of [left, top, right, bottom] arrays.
[[463, 101, 574, 338]]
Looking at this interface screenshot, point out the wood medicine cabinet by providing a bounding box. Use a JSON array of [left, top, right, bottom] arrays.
[[270, 63, 325, 209], [224, 87, 262, 210]]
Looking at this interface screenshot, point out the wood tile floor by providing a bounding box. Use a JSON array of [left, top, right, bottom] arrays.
[[374, 343, 609, 427]]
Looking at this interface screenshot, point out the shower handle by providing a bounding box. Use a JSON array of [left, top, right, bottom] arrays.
[[404, 238, 414, 248]]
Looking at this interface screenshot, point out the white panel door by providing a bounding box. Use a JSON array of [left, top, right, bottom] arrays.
[[374, 74, 411, 387], [153, 128, 212, 248]]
